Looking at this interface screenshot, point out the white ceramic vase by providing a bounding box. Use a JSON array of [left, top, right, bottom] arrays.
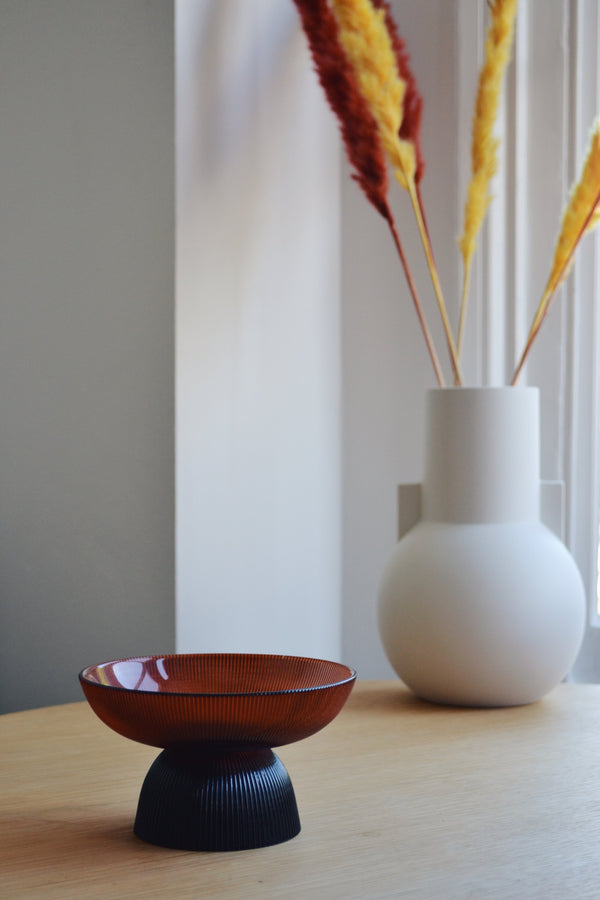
[[377, 387, 586, 707]]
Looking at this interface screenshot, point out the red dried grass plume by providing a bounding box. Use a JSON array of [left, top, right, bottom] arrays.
[[292, 0, 391, 219]]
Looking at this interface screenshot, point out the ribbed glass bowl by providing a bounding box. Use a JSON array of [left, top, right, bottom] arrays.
[[79, 653, 356, 851]]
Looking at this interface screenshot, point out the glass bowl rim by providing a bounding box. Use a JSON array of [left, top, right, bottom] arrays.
[[79, 652, 357, 699]]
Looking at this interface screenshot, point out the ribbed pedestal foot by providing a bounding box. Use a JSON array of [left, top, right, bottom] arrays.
[[133, 746, 300, 851]]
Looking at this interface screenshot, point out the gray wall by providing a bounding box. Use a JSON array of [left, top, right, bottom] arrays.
[[0, 0, 175, 712]]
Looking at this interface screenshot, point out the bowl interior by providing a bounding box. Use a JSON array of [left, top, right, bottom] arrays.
[[80, 653, 355, 696]]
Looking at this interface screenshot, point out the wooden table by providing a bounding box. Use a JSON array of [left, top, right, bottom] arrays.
[[3, 681, 600, 899]]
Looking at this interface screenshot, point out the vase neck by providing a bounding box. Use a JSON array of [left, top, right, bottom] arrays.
[[421, 388, 540, 524]]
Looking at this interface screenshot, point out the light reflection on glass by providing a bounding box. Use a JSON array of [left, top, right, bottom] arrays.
[[156, 657, 169, 683]]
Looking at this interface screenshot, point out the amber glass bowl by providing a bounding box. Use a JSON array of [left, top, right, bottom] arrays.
[[80, 654, 356, 851]]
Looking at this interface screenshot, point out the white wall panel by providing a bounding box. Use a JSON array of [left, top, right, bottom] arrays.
[[176, 0, 341, 659]]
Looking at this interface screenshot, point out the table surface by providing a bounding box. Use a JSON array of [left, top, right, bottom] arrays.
[[3, 681, 600, 899]]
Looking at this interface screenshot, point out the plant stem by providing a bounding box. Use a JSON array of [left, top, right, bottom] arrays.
[[409, 180, 464, 385], [384, 208, 445, 386], [456, 262, 472, 372], [510, 285, 551, 385]]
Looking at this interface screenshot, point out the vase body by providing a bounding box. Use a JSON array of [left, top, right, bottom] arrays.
[[377, 387, 586, 707]]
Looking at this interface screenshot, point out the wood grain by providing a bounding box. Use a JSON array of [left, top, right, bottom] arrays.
[[3, 682, 600, 898]]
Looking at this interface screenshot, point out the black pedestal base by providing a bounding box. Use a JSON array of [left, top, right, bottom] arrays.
[[133, 746, 301, 851]]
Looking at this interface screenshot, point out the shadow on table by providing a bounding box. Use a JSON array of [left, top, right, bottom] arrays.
[[349, 682, 430, 713], [348, 680, 558, 721], [2, 807, 185, 885]]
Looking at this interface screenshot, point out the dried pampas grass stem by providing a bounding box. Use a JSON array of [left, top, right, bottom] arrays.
[[330, 0, 415, 186], [370, 0, 425, 183], [457, 0, 518, 365], [291, 0, 390, 218], [292, 0, 445, 385], [512, 122, 600, 384], [331, 0, 462, 383]]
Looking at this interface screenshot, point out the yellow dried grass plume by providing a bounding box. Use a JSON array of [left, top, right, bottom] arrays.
[[456, 0, 518, 363], [459, 0, 518, 268], [545, 121, 600, 295], [331, 0, 416, 187], [511, 121, 600, 383]]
